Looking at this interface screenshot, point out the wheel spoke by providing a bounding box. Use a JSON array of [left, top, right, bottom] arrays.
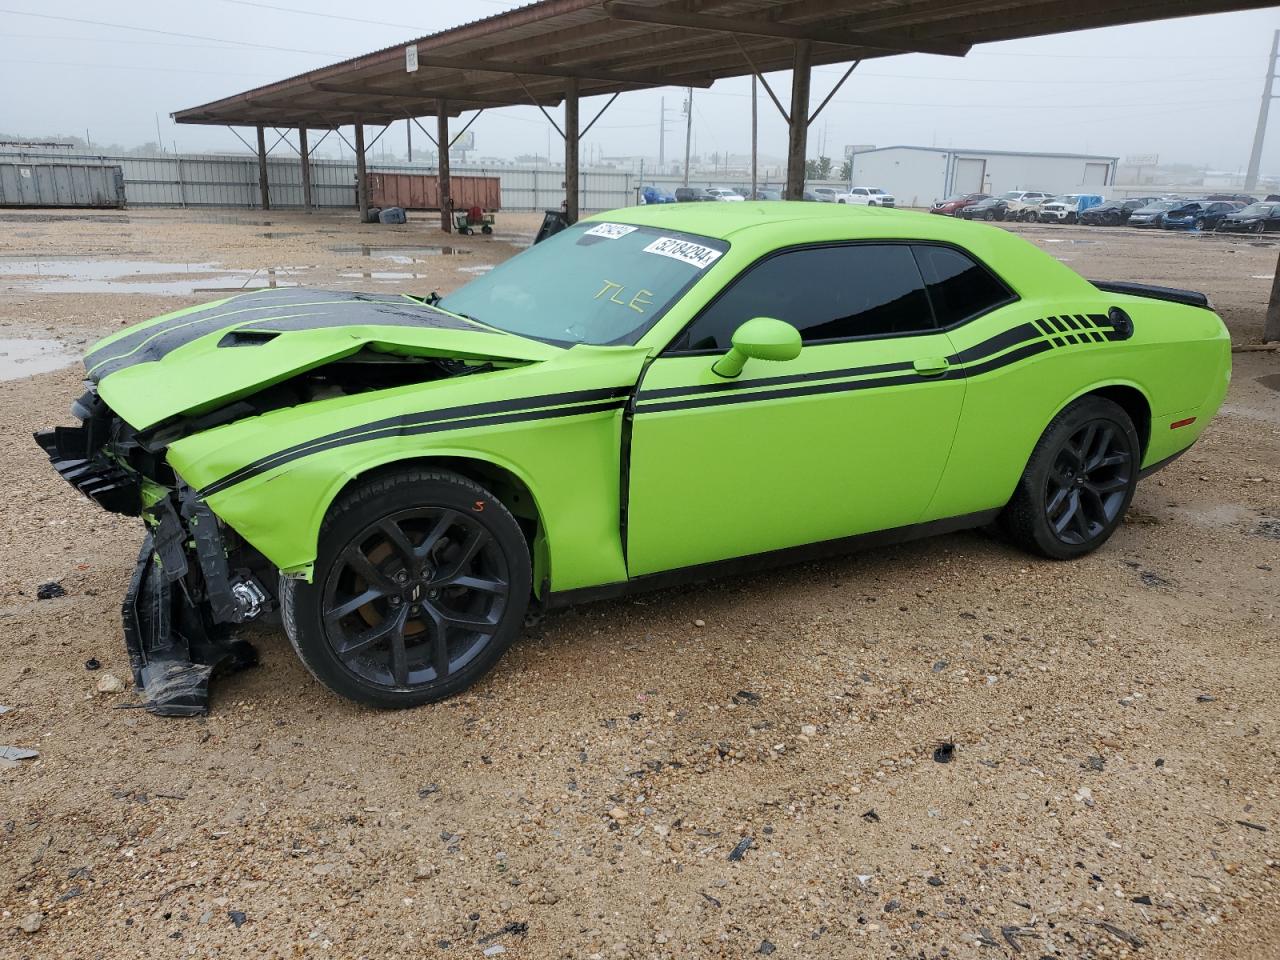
[[1090, 476, 1129, 495], [336, 604, 408, 659], [1079, 484, 1107, 525], [342, 545, 396, 593], [389, 608, 410, 686], [324, 586, 386, 623], [417, 509, 459, 562], [378, 518, 418, 568], [1052, 490, 1081, 536], [446, 573, 508, 596], [434, 605, 500, 634], [434, 526, 490, 582], [1085, 426, 1114, 470], [1046, 483, 1071, 520]]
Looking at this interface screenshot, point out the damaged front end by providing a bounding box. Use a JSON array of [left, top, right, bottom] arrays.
[[35, 388, 269, 715]]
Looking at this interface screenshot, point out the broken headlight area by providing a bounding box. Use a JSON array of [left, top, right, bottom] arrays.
[[36, 387, 272, 716]]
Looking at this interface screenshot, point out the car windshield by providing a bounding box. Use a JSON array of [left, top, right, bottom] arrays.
[[438, 221, 727, 347], [1138, 201, 1176, 212], [868, 188, 886, 194], [1239, 202, 1274, 216], [999, 192, 1023, 200]]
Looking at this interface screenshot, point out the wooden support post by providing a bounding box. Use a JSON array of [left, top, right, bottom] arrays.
[[298, 127, 312, 212], [437, 102, 452, 233], [565, 78, 580, 223], [354, 122, 368, 221], [785, 40, 812, 201], [751, 75, 758, 199], [255, 125, 270, 210], [1266, 249, 1280, 342]]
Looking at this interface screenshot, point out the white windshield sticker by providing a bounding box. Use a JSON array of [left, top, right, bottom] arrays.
[[584, 222, 638, 240], [642, 236, 722, 269]]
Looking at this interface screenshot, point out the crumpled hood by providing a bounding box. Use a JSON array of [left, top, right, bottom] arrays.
[[85, 289, 561, 430]]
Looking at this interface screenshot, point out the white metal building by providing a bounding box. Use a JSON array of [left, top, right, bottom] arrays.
[[849, 146, 1118, 208]]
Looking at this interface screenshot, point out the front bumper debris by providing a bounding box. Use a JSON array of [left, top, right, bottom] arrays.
[[36, 386, 270, 716], [123, 535, 259, 716]]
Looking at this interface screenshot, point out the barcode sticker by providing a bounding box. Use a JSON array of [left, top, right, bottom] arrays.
[[642, 237, 722, 269], [584, 222, 638, 240]]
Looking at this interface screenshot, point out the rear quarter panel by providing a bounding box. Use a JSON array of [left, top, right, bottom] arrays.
[[926, 240, 1231, 521]]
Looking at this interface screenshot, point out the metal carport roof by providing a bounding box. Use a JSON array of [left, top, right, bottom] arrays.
[[172, 0, 1276, 127]]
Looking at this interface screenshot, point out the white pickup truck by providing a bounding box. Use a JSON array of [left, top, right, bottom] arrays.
[[837, 186, 896, 207]]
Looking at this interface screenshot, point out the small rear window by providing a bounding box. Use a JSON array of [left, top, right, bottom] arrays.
[[913, 245, 1013, 327]]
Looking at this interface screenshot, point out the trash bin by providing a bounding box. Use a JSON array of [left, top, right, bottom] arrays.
[[534, 209, 570, 245], [378, 206, 407, 224]]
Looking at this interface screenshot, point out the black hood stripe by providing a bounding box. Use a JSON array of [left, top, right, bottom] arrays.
[[86, 290, 478, 381]]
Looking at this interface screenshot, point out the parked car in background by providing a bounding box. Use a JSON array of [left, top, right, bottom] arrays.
[[674, 186, 717, 202], [810, 186, 841, 203], [1126, 200, 1180, 228], [931, 193, 989, 216], [1206, 193, 1257, 204], [999, 191, 1052, 220], [706, 187, 745, 202], [837, 186, 896, 207], [802, 189, 820, 202], [640, 185, 676, 205], [1217, 201, 1280, 233], [1010, 195, 1056, 222], [752, 188, 783, 200], [1036, 194, 1105, 224], [1162, 200, 1243, 231], [957, 196, 1010, 221], [1078, 198, 1159, 226]]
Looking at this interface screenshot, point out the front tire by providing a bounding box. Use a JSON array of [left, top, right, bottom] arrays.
[[282, 469, 531, 708], [1000, 397, 1139, 560]]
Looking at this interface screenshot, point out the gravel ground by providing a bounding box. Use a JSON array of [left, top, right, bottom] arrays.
[[1, 208, 1277, 960]]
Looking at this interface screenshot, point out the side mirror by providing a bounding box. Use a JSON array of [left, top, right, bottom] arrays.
[[711, 317, 802, 379]]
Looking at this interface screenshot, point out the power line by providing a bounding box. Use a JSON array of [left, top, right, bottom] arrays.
[[0, 57, 283, 79], [0, 7, 352, 56]]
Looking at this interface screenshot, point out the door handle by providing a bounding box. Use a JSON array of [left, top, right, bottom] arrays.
[[913, 357, 950, 377]]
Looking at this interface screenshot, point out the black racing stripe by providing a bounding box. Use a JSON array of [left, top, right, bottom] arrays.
[[1053, 337, 1065, 347], [636, 336, 1057, 417], [638, 359, 914, 400], [641, 322, 1041, 403], [1035, 318, 1056, 336], [201, 387, 627, 496], [1047, 316, 1069, 333], [201, 398, 627, 497], [637, 370, 944, 415], [950, 321, 1039, 364], [86, 291, 474, 381], [1063, 334, 1079, 345], [1061, 315, 1080, 331], [960, 338, 1053, 376], [1089, 331, 1105, 343], [1074, 313, 1094, 330]]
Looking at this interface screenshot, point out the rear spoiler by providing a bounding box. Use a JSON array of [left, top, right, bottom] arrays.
[[1091, 280, 1211, 309]]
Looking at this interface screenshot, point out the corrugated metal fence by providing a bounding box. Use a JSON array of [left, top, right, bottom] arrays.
[[0, 149, 639, 212]]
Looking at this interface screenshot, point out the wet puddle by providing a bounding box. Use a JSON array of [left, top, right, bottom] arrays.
[[457, 264, 495, 275], [0, 258, 306, 295], [1258, 373, 1280, 392], [0, 338, 76, 382], [339, 270, 427, 281], [330, 245, 471, 260]]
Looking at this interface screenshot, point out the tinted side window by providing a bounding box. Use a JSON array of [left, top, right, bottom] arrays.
[[680, 244, 934, 351], [912, 245, 1013, 328]]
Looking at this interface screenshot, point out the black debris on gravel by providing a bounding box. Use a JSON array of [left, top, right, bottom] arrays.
[[933, 742, 956, 764], [36, 581, 66, 600], [84, 658, 100, 671], [862, 809, 880, 823], [728, 836, 754, 862], [228, 910, 246, 928]]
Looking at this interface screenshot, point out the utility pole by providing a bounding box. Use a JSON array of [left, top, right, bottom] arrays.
[[751, 75, 758, 198], [659, 96, 665, 172], [406, 118, 413, 163], [1246, 29, 1280, 193], [682, 87, 693, 187]]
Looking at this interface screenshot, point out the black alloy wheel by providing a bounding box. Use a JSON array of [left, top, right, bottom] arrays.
[[1043, 420, 1134, 546], [321, 508, 509, 689], [282, 469, 531, 707], [1000, 396, 1140, 560], [1194, 217, 1207, 231]]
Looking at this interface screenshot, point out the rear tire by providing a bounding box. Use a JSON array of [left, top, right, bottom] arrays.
[[281, 469, 531, 708], [999, 397, 1140, 560]]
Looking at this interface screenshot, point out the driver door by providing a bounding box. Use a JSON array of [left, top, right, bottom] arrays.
[[625, 242, 967, 577]]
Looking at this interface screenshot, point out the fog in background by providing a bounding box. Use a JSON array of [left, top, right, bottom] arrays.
[[3, 0, 1279, 174]]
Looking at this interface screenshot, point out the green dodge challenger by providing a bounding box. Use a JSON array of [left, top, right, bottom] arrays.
[[36, 203, 1230, 713]]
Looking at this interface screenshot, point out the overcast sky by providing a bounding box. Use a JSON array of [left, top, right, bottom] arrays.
[[3, 1, 1280, 173]]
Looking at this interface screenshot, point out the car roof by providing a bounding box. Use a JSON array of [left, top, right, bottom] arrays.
[[590, 200, 920, 240]]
